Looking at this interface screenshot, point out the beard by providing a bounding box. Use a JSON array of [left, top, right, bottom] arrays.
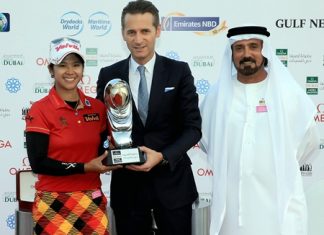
[[234, 57, 265, 76]]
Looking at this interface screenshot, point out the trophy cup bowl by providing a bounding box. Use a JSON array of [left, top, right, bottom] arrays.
[[103, 78, 146, 166]]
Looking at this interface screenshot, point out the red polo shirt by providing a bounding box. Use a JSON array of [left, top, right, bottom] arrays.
[[25, 87, 106, 192]]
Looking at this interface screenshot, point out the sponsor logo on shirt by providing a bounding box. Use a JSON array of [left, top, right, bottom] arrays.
[[83, 113, 100, 122], [59, 116, 68, 126]]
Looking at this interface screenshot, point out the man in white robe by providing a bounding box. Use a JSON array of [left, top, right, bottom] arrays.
[[199, 25, 319, 235]]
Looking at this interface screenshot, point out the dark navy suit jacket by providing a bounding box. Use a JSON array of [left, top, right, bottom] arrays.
[[96, 54, 202, 210]]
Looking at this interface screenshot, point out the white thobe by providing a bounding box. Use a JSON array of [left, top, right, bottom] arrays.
[[217, 78, 310, 235], [220, 78, 279, 234]]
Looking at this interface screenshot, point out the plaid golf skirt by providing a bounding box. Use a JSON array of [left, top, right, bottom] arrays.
[[32, 189, 109, 235]]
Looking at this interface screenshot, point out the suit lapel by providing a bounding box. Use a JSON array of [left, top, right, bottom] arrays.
[[146, 55, 166, 126], [121, 56, 131, 84]]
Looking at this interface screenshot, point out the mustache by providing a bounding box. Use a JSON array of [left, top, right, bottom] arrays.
[[239, 57, 256, 65]]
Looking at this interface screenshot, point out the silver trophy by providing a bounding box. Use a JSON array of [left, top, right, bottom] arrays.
[[103, 78, 146, 166]]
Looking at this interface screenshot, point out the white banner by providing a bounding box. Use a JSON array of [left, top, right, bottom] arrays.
[[1, 0, 323, 234]]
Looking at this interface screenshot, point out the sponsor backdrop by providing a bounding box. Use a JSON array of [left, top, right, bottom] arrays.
[[1, 0, 323, 234]]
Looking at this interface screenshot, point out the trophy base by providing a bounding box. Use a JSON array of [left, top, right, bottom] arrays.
[[103, 147, 146, 166]]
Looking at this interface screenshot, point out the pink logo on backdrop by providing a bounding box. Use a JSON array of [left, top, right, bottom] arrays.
[[36, 57, 50, 66], [8, 157, 31, 175], [0, 140, 12, 148], [78, 74, 96, 95], [315, 103, 324, 122], [197, 168, 213, 176]]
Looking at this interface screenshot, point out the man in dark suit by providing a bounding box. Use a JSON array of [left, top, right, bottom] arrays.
[[96, 1, 202, 234]]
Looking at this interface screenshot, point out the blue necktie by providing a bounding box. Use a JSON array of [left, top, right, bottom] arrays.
[[138, 65, 148, 124]]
